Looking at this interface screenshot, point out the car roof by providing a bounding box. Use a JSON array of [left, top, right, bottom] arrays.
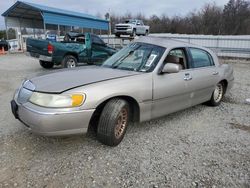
[[135, 36, 210, 51]]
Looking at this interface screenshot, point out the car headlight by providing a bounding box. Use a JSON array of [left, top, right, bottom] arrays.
[[29, 92, 85, 108]]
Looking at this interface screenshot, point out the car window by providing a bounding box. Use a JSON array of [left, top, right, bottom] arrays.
[[166, 48, 187, 69], [102, 42, 165, 72], [189, 48, 214, 68], [92, 36, 105, 45]]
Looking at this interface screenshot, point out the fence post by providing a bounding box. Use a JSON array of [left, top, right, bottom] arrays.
[[216, 37, 219, 55]]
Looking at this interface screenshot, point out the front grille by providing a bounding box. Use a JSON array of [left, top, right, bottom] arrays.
[[116, 26, 130, 30]]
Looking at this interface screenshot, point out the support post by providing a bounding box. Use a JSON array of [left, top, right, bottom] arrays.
[[19, 18, 23, 51], [4, 17, 9, 40], [43, 21, 46, 38], [57, 25, 60, 41], [32, 19, 35, 38]]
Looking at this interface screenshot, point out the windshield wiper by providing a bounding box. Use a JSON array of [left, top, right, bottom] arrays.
[[111, 50, 134, 69], [111, 45, 141, 69]]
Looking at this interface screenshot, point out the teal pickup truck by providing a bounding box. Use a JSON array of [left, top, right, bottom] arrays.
[[26, 32, 117, 69]]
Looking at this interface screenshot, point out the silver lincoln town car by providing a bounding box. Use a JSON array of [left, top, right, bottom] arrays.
[[11, 37, 234, 146]]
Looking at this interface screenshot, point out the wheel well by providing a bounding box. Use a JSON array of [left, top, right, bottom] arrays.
[[64, 53, 79, 62], [88, 96, 140, 133], [220, 79, 228, 93]]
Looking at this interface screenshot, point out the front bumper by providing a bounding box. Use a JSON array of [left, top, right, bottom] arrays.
[[11, 99, 95, 136], [26, 52, 52, 62]]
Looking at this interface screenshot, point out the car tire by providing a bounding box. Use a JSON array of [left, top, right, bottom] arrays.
[[62, 55, 78, 68], [207, 82, 225, 106], [130, 29, 136, 37], [39, 60, 54, 69], [97, 99, 130, 146]]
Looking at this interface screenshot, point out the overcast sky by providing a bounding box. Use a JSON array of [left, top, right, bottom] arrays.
[[0, 0, 229, 29]]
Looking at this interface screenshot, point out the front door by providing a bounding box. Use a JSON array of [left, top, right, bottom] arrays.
[[152, 48, 192, 119], [91, 36, 110, 64]]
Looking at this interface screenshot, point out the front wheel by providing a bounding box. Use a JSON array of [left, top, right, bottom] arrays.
[[39, 60, 54, 69], [130, 29, 136, 37], [97, 99, 130, 146], [207, 82, 225, 106], [62, 55, 78, 68]]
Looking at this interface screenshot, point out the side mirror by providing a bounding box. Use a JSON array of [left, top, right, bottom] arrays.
[[162, 63, 180, 73]]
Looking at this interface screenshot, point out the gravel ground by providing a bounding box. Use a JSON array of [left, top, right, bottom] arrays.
[[0, 54, 249, 188]]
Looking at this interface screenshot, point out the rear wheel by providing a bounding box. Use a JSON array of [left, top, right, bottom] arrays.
[[207, 82, 225, 106], [62, 55, 78, 68], [39, 60, 54, 69], [97, 99, 130, 146], [130, 29, 136, 37]]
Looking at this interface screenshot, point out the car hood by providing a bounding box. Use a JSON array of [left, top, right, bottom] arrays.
[[116, 23, 133, 27], [28, 66, 140, 93]]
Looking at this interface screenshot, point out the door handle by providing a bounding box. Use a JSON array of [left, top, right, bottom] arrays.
[[212, 71, 219, 75], [184, 73, 192, 81]]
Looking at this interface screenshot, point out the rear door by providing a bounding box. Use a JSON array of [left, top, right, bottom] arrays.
[[185, 48, 220, 106]]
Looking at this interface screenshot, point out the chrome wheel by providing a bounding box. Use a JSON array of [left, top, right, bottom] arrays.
[[213, 83, 223, 103], [67, 59, 76, 68], [114, 108, 128, 139]]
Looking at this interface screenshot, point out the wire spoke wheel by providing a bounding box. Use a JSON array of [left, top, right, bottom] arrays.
[[213, 83, 223, 103], [114, 108, 128, 139]]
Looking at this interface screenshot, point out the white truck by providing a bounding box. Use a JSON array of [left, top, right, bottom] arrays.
[[114, 19, 150, 38]]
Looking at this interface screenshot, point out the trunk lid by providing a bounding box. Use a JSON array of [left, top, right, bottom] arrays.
[[26, 38, 51, 56]]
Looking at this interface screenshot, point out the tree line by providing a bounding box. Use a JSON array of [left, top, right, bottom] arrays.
[[110, 0, 250, 35], [0, 0, 250, 40]]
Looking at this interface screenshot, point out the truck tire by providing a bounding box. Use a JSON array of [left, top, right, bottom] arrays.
[[39, 60, 54, 69], [97, 99, 130, 146], [62, 55, 78, 68], [130, 29, 136, 37]]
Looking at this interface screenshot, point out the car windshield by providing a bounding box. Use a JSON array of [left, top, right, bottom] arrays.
[[102, 42, 165, 72], [125, 20, 137, 24]]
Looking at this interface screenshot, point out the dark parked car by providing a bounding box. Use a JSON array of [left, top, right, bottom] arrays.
[[26, 32, 117, 69], [0, 40, 10, 51]]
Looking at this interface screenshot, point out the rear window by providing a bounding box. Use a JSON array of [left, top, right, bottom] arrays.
[[189, 48, 214, 68]]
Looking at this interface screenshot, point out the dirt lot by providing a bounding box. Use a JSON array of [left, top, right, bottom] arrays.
[[0, 54, 249, 188]]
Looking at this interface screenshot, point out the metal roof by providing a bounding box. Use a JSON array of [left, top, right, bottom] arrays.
[[2, 1, 109, 30]]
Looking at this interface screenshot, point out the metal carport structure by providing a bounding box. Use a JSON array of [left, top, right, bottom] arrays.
[[1, 1, 109, 48]]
